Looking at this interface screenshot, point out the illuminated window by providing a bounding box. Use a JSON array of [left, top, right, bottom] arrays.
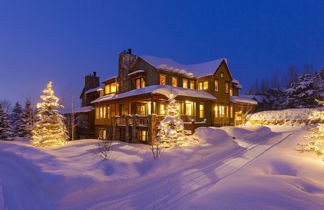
[[111, 83, 117, 93], [226, 106, 229, 118], [185, 101, 193, 116], [160, 104, 165, 115], [199, 104, 204, 118], [198, 82, 203, 90], [190, 80, 195, 89], [230, 105, 233, 118], [103, 106, 106, 118], [107, 105, 111, 119], [214, 105, 218, 117], [96, 107, 99, 119], [219, 106, 225, 117], [105, 85, 110, 94], [141, 130, 147, 142], [172, 77, 178, 87], [136, 103, 146, 115], [99, 90, 104, 97], [225, 82, 229, 94], [147, 102, 151, 115], [203, 81, 208, 90], [99, 107, 103, 118], [105, 83, 117, 94], [183, 78, 188, 88], [215, 80, 219, 92], [135, 78, 145, 89], [221, 72, 224, 78], [160, 74, 166, 85], [230, 87, 233, 96]]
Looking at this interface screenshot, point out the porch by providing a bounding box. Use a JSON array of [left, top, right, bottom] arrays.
[[97, 114, 207, 144]]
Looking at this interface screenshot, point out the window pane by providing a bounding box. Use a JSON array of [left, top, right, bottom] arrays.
[[141, 78, 145, 88], [190, 80, 195, 89], [214, 105, 218, 117], [185, 101, 193, 116], [160, 104, 165, 115], [225, 82, 229, 94], [203, 81, 208, 90], [199, 104, 204, 118], [105, 84, 110, 94], [198, 82, 203, 90], [160, 74, 166, 85], [172, 77, 177, 87], [183, 78, 188, 88], [135, 79, 141, 89], [215, 80, 219, 92], [111, 83, 117, 93]]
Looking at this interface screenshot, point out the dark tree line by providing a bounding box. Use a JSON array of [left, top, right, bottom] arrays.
[[248, 64, 323, 111], [0, 100, 35, 140]]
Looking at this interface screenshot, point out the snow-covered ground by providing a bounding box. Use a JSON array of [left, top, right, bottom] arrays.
[[1, 125, 323, 210]]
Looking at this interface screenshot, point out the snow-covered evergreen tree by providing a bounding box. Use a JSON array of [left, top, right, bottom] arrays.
[[0, 104, 13, 140], [10, 102, 25, 137], [32, 81, 68, 147], [286, 70, 324, 108], [20, 100, 34, 138], [157, 94, 185, 148]]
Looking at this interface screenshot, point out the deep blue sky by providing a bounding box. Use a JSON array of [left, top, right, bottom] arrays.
[[0, 0, 323, 107]]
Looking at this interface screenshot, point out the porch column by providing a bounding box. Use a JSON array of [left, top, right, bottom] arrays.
[[132, 115, 137, 143]]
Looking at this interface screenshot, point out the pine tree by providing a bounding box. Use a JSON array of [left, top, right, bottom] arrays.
[[0, 104, 13, 140], [20, 100, 34, 138], [157, 94, 185, 148], [32, 81, 68, 147], [286, 71, 323, 108], [11, 102, 25, 137]]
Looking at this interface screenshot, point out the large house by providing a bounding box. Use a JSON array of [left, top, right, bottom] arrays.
[[68, 49, 257, 144]]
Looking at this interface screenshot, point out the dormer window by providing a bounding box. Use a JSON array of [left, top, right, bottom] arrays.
[[105, 82, 117, 94], [135, 77, 145, 89], [172, 77, 178, 87], [190, 80, 195, 89], [183, 78, 188, 88], [203, 81, 208, 90], [160, 74, 166, 85], [198, 82, 203, 90]]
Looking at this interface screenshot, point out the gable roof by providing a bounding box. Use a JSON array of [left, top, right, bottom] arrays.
[[91, 85, 217, 103], [141, 55, 227, 78]]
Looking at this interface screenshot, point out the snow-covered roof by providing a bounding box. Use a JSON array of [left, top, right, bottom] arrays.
[[102, 76, 117, 83], [232, 79, 243, 89], [63, 106, 94, 114], [141, 55, 227, 78], [84, 85, 103, 95], [230, 95, 258, 105], [91, 85, 217, 103], [128, 70, 145, 76]]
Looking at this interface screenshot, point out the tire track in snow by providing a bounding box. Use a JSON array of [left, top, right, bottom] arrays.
[[92, 132, 293, 210], [155, 132, 295, 209]]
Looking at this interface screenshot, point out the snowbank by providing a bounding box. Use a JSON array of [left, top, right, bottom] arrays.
[[248, 108, 323, 125]]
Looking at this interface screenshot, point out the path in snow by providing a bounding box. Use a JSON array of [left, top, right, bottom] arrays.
[[90, 131, 294, 209]]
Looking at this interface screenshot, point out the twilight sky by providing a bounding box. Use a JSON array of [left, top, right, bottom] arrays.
[[0, 0, 323, 107]]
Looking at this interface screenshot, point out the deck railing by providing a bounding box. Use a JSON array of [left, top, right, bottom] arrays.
[[112, 114, 207, 144]]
